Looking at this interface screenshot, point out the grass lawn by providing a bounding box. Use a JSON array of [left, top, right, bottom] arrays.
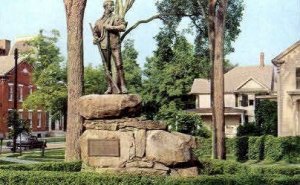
[[44, 137, 65, 143], [2, 148, 65, 162], [0, 160, 17, 165]]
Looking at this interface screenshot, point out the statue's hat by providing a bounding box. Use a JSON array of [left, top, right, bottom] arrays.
[[103, 0, 114, 5]]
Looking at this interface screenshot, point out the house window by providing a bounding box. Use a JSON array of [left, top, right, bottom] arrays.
[[296, 68, 300, 89], [241, 94, 248, 107], [249, 100, 254, 106], [37, 111, 42, 128], [8, 84, 13, 101], [18, 110, 23, 120], [28, 111, 33, 128], [18, 85, 23, 102]]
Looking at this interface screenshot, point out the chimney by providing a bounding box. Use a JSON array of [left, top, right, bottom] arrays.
[[0, 40, 11, 56], [260, 52, 265, 67]]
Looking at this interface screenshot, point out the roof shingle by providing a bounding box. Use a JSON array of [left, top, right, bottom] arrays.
[[190, 65, 274, 94]]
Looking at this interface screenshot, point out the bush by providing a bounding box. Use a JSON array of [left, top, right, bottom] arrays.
[[264, 135, 284, 161], [157, 103, 210, 137], [0, 161, 82, 172], [199, 159, 249, 175], [196, 135, 300, 163], [281, 136, 300, 163], [194, 137, 212, 158], [248, 136, 265, 161], [235, 136, 249, 162], [251, 166, 300, 176], [237, 122, 260, 136], [0, 170, 298, 185]]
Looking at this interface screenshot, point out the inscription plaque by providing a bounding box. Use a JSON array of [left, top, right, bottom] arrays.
[[88, 139, 120, 157]]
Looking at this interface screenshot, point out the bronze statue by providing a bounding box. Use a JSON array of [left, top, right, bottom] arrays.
[[92, 0, 127, 94]]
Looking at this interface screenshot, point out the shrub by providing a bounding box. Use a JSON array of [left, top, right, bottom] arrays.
[[280, 136, 300, 163], [248, 136, 265, 161], [235, 136, 249, 162], [0, 161, 82, 172], [194, 137, 212, 158], [237, 122, 260, 136], [264, 135, 284, 161], [251, 166, 300, 176], [226, 138, 236, 156], [0, 169, 298, 185], [199, 159, 249, 175]]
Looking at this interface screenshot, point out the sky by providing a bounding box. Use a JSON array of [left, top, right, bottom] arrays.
[[0, 0, 300, 68]]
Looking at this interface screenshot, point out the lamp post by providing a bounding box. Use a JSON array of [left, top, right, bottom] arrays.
[[12, 48, 18, 153], [14, 49, 18, 110]]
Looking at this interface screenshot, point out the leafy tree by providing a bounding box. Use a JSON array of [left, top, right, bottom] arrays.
[[122, 39, 142, 94], [237, 100, 277, 137], [142, 32, 200, 119], [7, 110, 30, 152], [152, 0, 244, 159], [84, 64, 107, 95], [255, 100, 277, 136], [157, 102, 210, 137], [23, 30, 67, 124]]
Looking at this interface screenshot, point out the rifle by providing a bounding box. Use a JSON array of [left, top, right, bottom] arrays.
[[89, 23, 120, 93]]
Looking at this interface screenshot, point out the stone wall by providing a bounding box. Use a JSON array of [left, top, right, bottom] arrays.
[[79, 95, 199, 176]]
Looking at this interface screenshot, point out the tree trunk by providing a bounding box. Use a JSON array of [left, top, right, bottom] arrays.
[[207, 0, 228, 160], [64, 0, 87, 161], [208, 0, 217, 159], [213, 0, 228, 160]]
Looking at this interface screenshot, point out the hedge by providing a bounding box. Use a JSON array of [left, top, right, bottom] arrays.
[[0, 170, 298, 185], [196, 135, 300, 163], [199, 159, 300, 177], [0, 161, 82, 172], [194, 137, 236, 158], [248, 136, 265, 161]]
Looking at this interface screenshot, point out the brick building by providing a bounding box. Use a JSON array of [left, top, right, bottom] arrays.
[[0, 38, 48, 138]]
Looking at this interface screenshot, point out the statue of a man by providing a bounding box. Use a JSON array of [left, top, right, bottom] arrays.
[[93, 0, 127, 94]]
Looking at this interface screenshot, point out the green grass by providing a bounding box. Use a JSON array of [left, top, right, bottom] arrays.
[[44, 137, 65, 143], [3, 149, 65, 162], [0, 160, 17, 165], [243, 160, 300, 167]]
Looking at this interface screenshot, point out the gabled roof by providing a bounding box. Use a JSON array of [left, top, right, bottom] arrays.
[[190, 65, 274, 94], [0, 56, 23, 76], [235, 77, 270, 93], [272, 40, 300, 66], [190, 79, 210, 94], [0, 38, 32, 76]]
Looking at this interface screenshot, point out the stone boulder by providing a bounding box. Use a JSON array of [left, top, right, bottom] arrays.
[[146, 131, 196, 166], [78, 94, 141, 119]]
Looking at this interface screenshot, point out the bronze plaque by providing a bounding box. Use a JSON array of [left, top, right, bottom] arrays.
[[88, 139, 120, 157]]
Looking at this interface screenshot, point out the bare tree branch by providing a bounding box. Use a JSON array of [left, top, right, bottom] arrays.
[[120, 13, 194, 42]]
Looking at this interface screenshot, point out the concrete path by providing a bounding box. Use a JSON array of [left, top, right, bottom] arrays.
[[46, 142, 65, 149], [0, 157, 40, 164]]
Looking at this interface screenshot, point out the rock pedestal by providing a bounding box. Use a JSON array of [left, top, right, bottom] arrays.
[[79, 94, 199, 176]]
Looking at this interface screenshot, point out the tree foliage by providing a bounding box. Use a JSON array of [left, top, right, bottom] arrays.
[[255, 100, 278, 136], [238, 100, 278, 137], [7, 110, 30, 152], [122, 39, 142, 94], [142, 31, 199, 119], [157, 102, 210, 137], [23, 30, 67, 121], [84, 64, 107, 95]]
